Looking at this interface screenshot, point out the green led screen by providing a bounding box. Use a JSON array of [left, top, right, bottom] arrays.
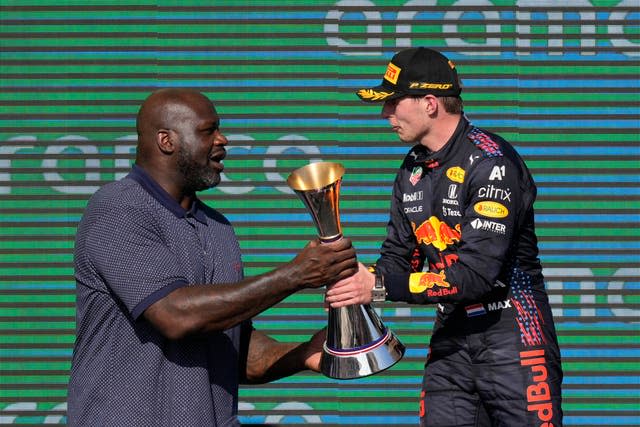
[[1, 1, 639, 425]]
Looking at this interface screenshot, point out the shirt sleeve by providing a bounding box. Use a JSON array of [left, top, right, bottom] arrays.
[[80, 200, 189, 319]]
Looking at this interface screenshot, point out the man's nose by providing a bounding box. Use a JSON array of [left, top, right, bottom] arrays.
[[214, 131, 228, 146]]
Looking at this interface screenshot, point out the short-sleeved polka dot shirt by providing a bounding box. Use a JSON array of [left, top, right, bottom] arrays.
[[68, 165, 247, 427]]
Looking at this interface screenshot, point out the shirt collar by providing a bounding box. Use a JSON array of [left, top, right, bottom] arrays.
[[127, 164, 208, 225]]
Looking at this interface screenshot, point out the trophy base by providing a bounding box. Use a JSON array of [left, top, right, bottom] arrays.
[[320, 329, 406, 380]]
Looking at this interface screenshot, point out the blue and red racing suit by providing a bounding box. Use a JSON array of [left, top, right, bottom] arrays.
[[374, 116, 563, 426]]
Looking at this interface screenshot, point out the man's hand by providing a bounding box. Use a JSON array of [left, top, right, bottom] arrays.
[[243, 328, 327, 383], [325, 262, 375, 307], [288, 238, 358, 290], [302, 328, 326, 372]]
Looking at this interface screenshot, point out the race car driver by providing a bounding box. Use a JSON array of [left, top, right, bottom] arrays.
[[325, 47, 563, 426]]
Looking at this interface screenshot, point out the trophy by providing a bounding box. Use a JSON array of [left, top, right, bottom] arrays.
[[287, 161, 405, 379]]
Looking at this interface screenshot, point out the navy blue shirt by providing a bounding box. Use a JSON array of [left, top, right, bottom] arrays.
[[68, 165, 248, 426]]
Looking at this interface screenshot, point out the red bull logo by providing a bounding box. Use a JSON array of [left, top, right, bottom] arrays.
[[409, 271, 458, 297], [427, 286, 458, 297], [420, 271, 449, 288], [520, 349, 556, 427], [412, 216, 461, 251]]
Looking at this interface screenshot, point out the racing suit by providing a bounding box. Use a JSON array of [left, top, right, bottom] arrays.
[[374, 116, 563, 426]]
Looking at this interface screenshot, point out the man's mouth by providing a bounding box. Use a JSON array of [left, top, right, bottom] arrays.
[[208, 149, 226, 170]]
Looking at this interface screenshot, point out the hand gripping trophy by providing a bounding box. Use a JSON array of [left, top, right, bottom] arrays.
[[287, 162, 405, 379]]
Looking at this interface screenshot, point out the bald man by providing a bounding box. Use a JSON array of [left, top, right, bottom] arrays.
[[67, 89, 357, 426]]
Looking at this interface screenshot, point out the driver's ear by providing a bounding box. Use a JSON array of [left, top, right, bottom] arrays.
[[424, 95, 439, 115]]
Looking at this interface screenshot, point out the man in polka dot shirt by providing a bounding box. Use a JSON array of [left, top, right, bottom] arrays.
[[67, 88, 358, 426]]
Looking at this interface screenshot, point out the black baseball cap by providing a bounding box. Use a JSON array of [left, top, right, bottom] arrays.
[[356, 47, 462, 103]]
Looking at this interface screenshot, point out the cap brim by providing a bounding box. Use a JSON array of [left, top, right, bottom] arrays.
[[356, 85, 406, 103]]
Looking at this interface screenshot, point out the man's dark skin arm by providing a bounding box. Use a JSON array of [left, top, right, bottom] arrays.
[[241, 328, 326, 384], [144, 238, 356, 340]]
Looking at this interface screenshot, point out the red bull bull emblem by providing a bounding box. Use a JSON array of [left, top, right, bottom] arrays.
[[412, 216, 461, 251], [409, 271, 458, 297]]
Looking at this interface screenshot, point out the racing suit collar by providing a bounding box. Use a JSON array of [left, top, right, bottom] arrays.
[[409, 116, 471, 169]]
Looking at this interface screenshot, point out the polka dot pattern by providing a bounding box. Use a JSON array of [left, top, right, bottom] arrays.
[[68, 169, 245, 426]]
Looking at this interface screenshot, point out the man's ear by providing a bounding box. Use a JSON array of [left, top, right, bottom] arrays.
[[156, 129, 175, 154], [424, 95, 439, 115]]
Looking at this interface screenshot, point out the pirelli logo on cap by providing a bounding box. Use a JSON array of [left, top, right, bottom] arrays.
[[384, 62, 401, 85]]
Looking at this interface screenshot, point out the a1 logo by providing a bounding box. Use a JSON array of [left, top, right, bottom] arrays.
[[489, 165, 505, 181]]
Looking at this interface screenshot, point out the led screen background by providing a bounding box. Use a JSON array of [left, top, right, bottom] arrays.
[[0, 1, 638, 425]]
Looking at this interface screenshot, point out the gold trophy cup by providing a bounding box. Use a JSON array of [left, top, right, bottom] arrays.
[[287, 162, 405, 379]]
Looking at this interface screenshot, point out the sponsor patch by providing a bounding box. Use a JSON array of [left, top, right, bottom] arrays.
[[409, 272, 460, 298], [403, 191, 423, 203], [489, 165, 506, 181], [427, 287, 458, 297], [447, 184, 458, 199], [404, 206, 423, 214], [446, 166, 465, 183], [384, 62, 401, 84], [478, 184, 511, 202], [442, 206, 461, 217], [410, 166, 423, 186], [412, 216, 461, 251], [409, 271, 451, 293], [474, 201, 509, 218], [470, 218, 506, 234]]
